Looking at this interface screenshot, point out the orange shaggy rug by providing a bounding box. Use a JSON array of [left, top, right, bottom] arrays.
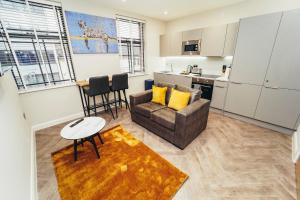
[[52, 125, 188, 200]]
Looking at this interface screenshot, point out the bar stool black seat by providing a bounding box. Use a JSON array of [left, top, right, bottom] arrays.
[[83, 76, 115, 119], [110, 73, 130, 117]]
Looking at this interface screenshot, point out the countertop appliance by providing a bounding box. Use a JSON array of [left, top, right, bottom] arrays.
[[191, 65, 202, 76], [182, 40, 201, 55], [192, 76, 214, 100]]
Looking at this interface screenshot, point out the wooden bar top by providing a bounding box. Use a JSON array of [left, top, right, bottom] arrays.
[[76, 77, 112, 87]]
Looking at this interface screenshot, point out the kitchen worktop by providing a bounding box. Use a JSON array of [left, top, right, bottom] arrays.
[[154, 71, 226, 81]]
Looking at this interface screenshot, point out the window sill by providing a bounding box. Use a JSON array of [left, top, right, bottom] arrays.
[[128, 72, 150, 78], [18, 82, 77, 95]]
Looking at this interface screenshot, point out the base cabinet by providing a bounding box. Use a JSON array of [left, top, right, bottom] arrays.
[[254, 87, 300, 129], [224, 83, 261, 118], [211, 81, 228, 110]]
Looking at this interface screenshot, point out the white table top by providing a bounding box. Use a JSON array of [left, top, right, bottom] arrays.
[[60, 117, 106, 140]]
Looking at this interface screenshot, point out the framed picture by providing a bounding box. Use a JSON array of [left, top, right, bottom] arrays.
[[65, 11, 119, 54]]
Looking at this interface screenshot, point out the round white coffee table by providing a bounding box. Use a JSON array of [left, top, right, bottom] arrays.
[[61, 117, 106, 161]]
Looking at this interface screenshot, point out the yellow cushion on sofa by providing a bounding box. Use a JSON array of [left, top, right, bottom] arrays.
[[168, 88, 191, 111], [151, 85, 168, 105]]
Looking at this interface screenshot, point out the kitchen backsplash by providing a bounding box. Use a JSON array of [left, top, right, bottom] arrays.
[[162, 56, 233, 75]]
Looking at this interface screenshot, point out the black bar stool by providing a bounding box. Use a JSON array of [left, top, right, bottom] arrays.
[[83, 76, 115, 119], [110, 73, 130, 117]]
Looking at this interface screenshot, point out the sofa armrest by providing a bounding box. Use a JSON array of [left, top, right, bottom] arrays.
[[130, 90, 152, 111], [174, 99, 210, 149]]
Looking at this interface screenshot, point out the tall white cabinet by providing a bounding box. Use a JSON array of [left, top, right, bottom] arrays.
[[264, 9, 300, 90], [223, 9, 300, 130], [254, 9, 300, 129], [229, 13, 282, 85], [225, 13, 282, 118]]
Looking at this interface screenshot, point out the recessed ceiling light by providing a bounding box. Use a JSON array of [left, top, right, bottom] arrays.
[[122, 0, 127, 2], [163, 11, 168, 15]]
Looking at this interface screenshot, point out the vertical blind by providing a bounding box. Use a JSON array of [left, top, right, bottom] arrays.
[[0, 0, 75, 89], [116, 17, 145, 74]]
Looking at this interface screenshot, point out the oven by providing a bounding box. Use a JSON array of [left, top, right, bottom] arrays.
[[192, 77, 214, 100], [182, 40, 201, 55]]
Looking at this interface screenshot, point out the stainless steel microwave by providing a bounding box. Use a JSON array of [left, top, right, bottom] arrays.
[[182, 40, 201, 55]]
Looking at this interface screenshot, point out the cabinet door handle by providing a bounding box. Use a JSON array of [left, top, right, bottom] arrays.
[[231, 81, 242, 84], [215, 86, 225, 88], [265, 86, 279, 89]]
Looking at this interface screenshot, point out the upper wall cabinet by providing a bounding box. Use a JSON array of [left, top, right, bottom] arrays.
[[223, 22, 239, 56], [182, 29, 202, 41], [229, 13, 282, 85], [264, 9, 300, 90], [200, 25, 227, 57], [160, 32, 182, 57]]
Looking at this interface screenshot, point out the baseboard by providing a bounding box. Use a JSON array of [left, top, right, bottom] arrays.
[[293, 130, 300, 163], [31, 112, 85, 132], [31, 127, 37, 200], [223, 111, 294, 135]]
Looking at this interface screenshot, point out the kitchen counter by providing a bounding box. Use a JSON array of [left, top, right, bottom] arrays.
[[154, 71, 223, 80]]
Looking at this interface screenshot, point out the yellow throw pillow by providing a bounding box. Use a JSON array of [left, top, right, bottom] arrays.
[[152, 85, 167, 105], [168, 88, 191, 111]]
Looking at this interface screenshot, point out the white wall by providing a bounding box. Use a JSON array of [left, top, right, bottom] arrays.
[[19, 0, 166, 127], [166, 0, 300, 33], [0, 72, 31, 200]]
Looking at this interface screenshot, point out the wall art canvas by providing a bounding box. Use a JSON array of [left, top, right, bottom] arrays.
[[65, 11, 118, 54]]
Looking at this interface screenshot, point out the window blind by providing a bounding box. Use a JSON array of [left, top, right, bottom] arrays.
[[0, 0, 75, 89], [116, 17, 145, 74]]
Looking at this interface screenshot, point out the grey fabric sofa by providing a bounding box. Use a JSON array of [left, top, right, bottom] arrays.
[[130, 83, 210, 149]]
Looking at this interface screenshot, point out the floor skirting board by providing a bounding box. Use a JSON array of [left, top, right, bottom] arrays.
[[293, 130, 300, 163], [31, 112, 85, 132], [210, 108, 294, 135], [31, 128, 37, 200]]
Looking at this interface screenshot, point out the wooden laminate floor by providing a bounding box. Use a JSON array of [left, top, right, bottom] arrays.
[[36, 108, 296, 200]]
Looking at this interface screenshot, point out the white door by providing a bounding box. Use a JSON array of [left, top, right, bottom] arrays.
[[224, 83, 262, 118], [255, 87, 300, 129], [211, 81, 228, 110], [230, 13, 282, 85], [223, 22, 239, 57], [200, 25, 227, 56], [182, 29, 202, 41], [265, 9, 300, 90]]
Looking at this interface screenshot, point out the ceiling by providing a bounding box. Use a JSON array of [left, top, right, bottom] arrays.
[[93, 0, 248, 21]]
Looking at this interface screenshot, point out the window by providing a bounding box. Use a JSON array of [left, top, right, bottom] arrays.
[[116, 17, 145, 74], [0, 0, 75, 90]]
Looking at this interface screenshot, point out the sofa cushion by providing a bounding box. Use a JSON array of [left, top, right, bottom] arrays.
[[151, 85, 167, 105], [176, 85, 202, 104], [135, 102, 166, 118], [155, 82, 176, 105], [168, 88, 191, 111], [151, 108, 176, 130]]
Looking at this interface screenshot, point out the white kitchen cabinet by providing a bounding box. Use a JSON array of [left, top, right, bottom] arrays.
[[170, 32, 183, 56], [264, 9, 300, 90], [182, 29, 202, 41], [223, 22, 239, 56], [224, 83, 262, 118], [255, 87, 300, 129], [229, 13, 282, 85], [200, 25, 227, 57], [211, 81, 228, 110], [160, 32, 182, 56], [160, 34, 169, 57]]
